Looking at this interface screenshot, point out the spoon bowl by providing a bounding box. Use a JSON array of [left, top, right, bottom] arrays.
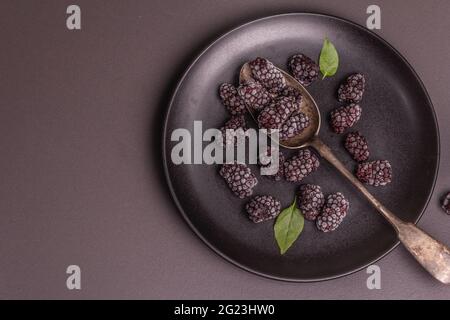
[[239, 63, 320, 148]]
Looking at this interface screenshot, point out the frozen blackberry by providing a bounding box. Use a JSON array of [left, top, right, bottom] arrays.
[[259, 147, 285, 181], [442, 192, 450, 215], [257, 106, 283, 130], [297, 184, 325, 221], [219, 162, 258, 199], [316, 192, 350, 232], [345, 131, 369, 162], [258, 96, 299, 130], [356, 160, 392, 186], [220, 115, 247, 146], [288, 54, 319, 87], [280, 113, 310, 141], [245, 195, 281, 223], [249, 57, 287, 94], [280, 86, 303, 105], [330, 103, 362, 134], [219, 83, 247, 115], [237, 80, 271, 111], [338, 73, 366, 103], [284, 148, 320, 183]]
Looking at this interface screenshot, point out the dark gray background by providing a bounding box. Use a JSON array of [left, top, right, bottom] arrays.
[[0, 0, 449, 299]]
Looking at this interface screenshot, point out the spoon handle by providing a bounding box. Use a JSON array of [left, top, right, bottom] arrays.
[[309, 136, 450, 284]]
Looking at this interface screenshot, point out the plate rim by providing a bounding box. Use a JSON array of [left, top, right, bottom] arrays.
[[161, 12, 441, 282]]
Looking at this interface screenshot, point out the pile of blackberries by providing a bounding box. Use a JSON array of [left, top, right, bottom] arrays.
[[216, 56, 395, 231]]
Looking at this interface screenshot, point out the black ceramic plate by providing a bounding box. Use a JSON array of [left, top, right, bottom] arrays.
[[162, 13, 439, 281]]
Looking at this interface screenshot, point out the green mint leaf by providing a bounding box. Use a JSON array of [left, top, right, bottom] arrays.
[[319, 37, 339, 79], [274, 197, 305, 255]]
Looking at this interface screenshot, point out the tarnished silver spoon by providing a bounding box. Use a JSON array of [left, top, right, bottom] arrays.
[[240, 62, 450, 284]]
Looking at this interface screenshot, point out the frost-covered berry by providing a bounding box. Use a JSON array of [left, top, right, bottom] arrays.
[[237, 80, 271, 111], [280, 86, 303, 105], [330, 103, 362, 134], [288, 54, 319, 87], [356, 160, 392, 186], [442, 192, 450, 215], [219, 115, 247, 147], [345, 131, 370, 162], [298, 184, 325, 221], [249, 57, 287, 94], [219, 162, 258, 199], [316, 192, 350, 232], [338, 73, 366, 103], [259, 147, 285, 181], [245, 195, 281, 223], [284, 149, 320, 183], [258, 96, 299, 130], [280, 113, 310, 141], [219, 83, 247, 115]]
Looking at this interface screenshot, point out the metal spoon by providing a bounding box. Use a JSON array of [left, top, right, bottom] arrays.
[[240, 62, 450, 284]]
